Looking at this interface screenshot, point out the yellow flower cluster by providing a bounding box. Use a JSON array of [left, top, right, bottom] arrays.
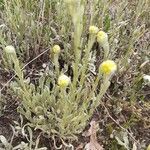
[[97, 31, 108, 46], [99, 60, 117, 75], [58, 74, 70, 87], [89, 26, 99, 34], [52, 45, 61, 54]]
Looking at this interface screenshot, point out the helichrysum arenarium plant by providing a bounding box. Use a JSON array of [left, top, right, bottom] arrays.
[[2, 0, 120, 141], [5, 0, 150, 145]]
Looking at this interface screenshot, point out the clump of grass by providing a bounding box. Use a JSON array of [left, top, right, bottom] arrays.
[[1, 0, 63, 59]]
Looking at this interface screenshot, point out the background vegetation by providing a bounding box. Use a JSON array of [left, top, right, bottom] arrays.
[[0, 0, 149, 149]]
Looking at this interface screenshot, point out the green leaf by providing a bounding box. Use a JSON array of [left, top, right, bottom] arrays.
[[104, 14, 111, 32]]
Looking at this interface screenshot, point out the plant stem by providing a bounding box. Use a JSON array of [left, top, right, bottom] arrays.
[[80, 35, 96, 86], [89, 75, 110, 115], [54, 54, 60, 77]]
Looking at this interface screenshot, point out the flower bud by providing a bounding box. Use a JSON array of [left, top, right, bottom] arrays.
[[52, 45, 61, 54], [4, 45, 16, 54], [97, 31, 108, 46], [99, 60, 117, 75], [89, 26, 99, 34], [58, 74, 70, 87]]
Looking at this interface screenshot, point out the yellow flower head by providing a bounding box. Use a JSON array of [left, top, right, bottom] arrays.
[[99, 60, 117, 75], [4, 45, 16, 54], [52, 45, 61, 54], [58, 74, 70, 87], [97, 31, 108, 45], [89, 26, 99, 34]]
